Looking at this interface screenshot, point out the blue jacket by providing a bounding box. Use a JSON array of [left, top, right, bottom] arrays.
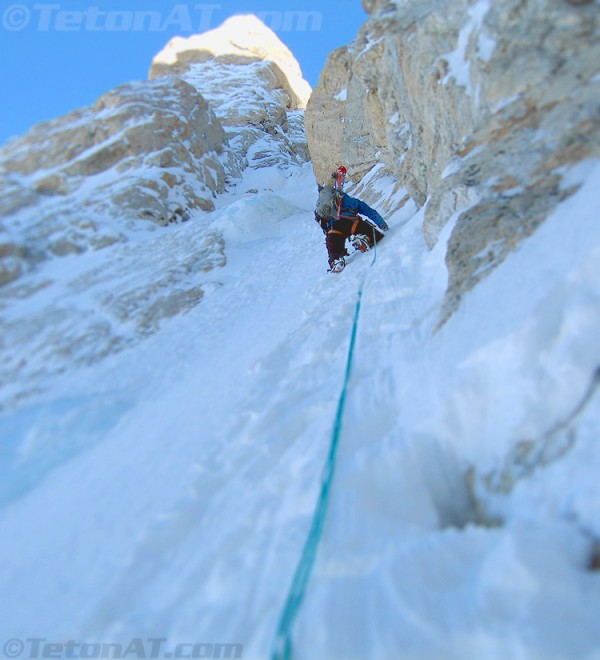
[[338, 193, 386, 228]]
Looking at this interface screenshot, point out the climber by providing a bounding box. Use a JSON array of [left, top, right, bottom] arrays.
[[314, 178, 389, 273]]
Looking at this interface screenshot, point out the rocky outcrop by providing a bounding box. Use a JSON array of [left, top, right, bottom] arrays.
[[0, 15, 310, 289], [305, 0, 600, 320], [149, 14, 311, 111], [0, 15, 311, 407], [149, 15, 311, 172], [4, 77, 227, 217], [0, 77, 229, 285]]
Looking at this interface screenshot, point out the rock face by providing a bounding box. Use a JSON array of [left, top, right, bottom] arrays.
[[305, 0, 600, 320], [149, 15, 311, 171], [0, 14, 310, 289], [149, 14, 311, 110], [0, 15, 311, 407], [1, 76, 228, 287], [1, 78, 227, 239]]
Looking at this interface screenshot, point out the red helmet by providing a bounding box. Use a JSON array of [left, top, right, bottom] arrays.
[[337, 166, 347, 175]]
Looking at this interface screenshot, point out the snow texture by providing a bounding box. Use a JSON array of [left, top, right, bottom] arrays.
[[1, 143, 600, 657]]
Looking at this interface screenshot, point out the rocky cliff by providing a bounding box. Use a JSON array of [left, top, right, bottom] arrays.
[[0, 15, 310, 289], [305, 0, 600, 320], [0, 15, 311, 407]]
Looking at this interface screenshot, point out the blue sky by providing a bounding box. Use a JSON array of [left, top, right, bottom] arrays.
[[0, 1, 367, 146]]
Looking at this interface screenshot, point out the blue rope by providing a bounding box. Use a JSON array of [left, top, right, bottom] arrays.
[[271, 228, 378, 660]]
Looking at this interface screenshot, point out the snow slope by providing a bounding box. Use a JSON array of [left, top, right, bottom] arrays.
[[1, 145, 600, 659]]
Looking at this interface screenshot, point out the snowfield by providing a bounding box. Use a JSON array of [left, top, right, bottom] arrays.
[[1, 146, 600, 659]]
